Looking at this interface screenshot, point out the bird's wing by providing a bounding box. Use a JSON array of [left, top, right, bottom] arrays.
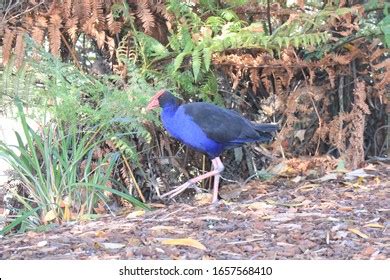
[[182, 102, 261, 143]]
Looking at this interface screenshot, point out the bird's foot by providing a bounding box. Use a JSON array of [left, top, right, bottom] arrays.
[[159, 181, 195, 200]]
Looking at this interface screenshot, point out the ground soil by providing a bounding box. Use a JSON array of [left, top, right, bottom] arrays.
[[1, 164, 388, 260]]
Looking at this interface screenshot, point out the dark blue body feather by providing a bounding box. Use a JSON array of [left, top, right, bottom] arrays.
[[161, 104, 226, 158]]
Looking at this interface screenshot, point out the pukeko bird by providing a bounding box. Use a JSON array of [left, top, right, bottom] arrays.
[[147, 90, 278, 203]]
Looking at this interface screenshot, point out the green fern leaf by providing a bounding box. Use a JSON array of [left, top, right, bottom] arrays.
[[293, 36, 300, 48], [174, 52, 188, 72], [260, 36, 269, 48], [275, 37, 284, 49], [169, 35, 181, 52], [135, 32, 170, 60], [206, 16, 225, 28], [192, 48, 201, 81], [223, 37, 232, 49], [314, 33, 322, 45], [220, 10, 238, 21], [321, 33, 330, 43], [203, 47, 212, 71], [302, 35, 309, 48]]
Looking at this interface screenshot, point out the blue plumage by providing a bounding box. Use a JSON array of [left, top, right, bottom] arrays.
[[147, 90, 278, 203], [157, 91, 277, 158], [161, 104, 225, 158]]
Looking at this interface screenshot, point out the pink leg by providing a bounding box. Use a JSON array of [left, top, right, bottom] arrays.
[[160, 157, 224, 202], [211, 158, 224, 203]]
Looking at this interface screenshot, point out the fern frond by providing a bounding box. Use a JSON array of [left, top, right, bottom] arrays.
[[174, 52, 188, 72], [32, 16, 47, 46], [110, 136, 138, 162], [152, 0, 173, 21], [206, 16, 225, 33], [192, 47, 201, 81], [14, 28, 26, 68], [2, 28, 16, 65], [65, 17, 78, 44], [220, 9, 239, 21], [48, 13, 62, 57], [73, 0, 92, 26], [136, 32, 170, 59], [136, 0, 155, 34], [106, 12, 123, 35], [92, 0, 106, 30], [202, 47, 212, 71], [63, 0, 73, 20]]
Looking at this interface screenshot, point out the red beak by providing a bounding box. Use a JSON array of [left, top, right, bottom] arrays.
[[146, 90, 166, 111], [146, 98, 159, 111]]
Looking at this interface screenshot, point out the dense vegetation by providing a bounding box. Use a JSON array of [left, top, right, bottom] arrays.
[[0, 0, 389, 234]]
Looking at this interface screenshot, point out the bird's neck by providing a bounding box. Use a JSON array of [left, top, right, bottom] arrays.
[[161, 101, 179, 117]]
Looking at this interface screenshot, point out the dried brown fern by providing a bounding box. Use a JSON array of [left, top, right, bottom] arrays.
[[106, 12, 123, 35], [92, 0, 106, 30], [14, 28, 26, 68], [73, 0, 92, 26], [1, 0, 169, 67], [151, 0, 173, 22], [2, 28, 16, 65], [48, 13, 62, 57], [63, 0, 73, 20], [135, 0, 156, 34], [345, 81, 369, 168], [326, 113, 347, 154], [32, 15, 47, 46], [65, 17, 79, 44]]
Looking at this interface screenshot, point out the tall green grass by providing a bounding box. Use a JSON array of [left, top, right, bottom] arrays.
[[0, 101, 149, 235]]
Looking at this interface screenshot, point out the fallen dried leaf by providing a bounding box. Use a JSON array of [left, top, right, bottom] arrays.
[[37, 241, 48, 247], [148, 203, 166, 208], [363, 164, 377, 171], [126, 210, 145, 219], [270, 212, 295, 222], [43, 210, 57, 223], [291, 175, 304, 183], [155, 247, 165, 254], [161, 238, 206, 250], [102, 242, 126, 249], [334, 230, 349, 239], [361, 246, 376, 257], [219, 184, 242, 200], [247, 202, 269, 211], [344, 168, 374, 180], [294, 129, 306, 142], [268, 162, 289, 175], [198, 215, 228, 221], [295, 183, 319, 192], [95, 230, 107, 238], [317, 173, 338, 182], [363, 223, 384, 229], [194, 193, 212, 206], [150, 225, 176, 232], [348, 228, 369, 239]]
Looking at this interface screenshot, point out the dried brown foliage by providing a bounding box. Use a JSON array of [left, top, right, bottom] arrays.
[[1, 1, 388, 173], [212, 8, 389, 168], [1, 0, 169, 65]]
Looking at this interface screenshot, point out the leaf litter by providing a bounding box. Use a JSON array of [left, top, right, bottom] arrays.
[[0, 163, 388, 260]]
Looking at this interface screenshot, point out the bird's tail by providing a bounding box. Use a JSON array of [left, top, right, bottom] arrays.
[[253, 123, 279, 132], [252, 123, 278, 142]]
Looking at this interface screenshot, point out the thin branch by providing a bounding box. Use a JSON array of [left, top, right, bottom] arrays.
[[122, 155, 146, 203], [2, 1, 45, 25], [60, 32, 82, 70]]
